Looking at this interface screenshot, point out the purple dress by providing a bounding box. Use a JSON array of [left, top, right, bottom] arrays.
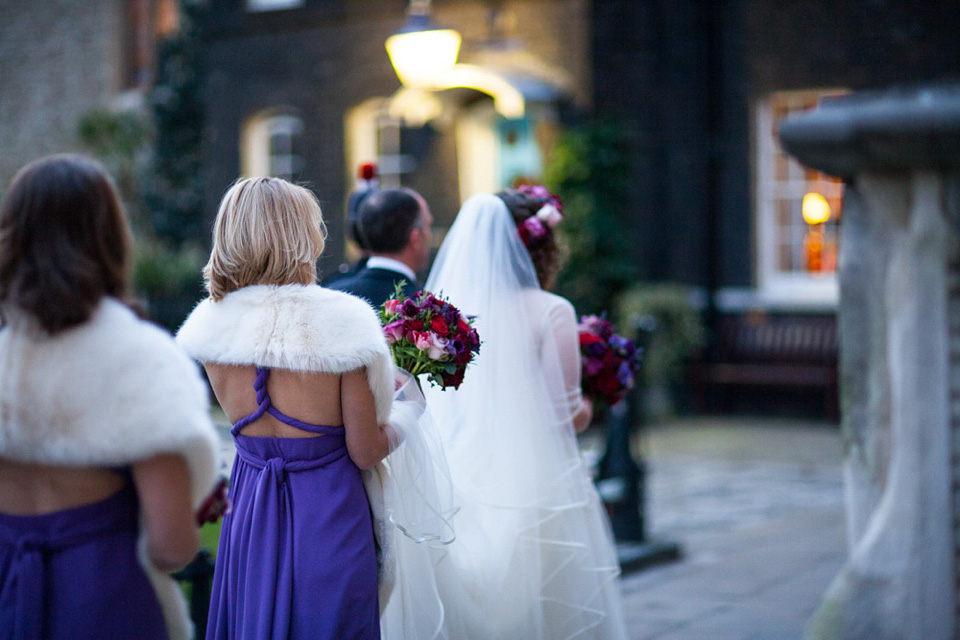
[[206, 366, 380, 640], [0, 475, 168, 640]]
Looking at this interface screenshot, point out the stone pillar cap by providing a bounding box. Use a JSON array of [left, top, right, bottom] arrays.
[[779, 83, 960, 177]]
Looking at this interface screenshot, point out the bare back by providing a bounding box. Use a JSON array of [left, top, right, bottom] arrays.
[[204, 363, 344, 437], [204, 362, 390, 470], [0, 460, 126, 515]]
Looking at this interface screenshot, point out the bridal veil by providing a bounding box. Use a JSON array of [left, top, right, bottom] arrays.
[[411, 193, 627, 639]]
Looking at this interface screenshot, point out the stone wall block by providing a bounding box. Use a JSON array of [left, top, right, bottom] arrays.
[[781, 85, 960, 640]]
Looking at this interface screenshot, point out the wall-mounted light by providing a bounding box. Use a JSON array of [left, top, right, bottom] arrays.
[[802, 192, 836, 273], [386, 0, 462, 87], [802, 192, 831, 225]]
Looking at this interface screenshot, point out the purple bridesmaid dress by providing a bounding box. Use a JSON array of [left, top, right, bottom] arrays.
[[206, 366, 379, 640], [0, 477, 168, 640]]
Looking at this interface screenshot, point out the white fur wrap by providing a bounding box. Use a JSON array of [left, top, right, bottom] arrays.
[[175, 284, 395, 423], [0, 298, 222, 640], [175, 283, 399, 612]]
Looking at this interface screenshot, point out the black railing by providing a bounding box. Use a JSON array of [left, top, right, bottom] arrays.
[[172, 549, 216, 640]]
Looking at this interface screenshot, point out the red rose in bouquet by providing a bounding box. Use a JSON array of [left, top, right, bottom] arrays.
[[380, 284, 481, 390], [195, 475, 230, 526], [578, 314, 642, 407]]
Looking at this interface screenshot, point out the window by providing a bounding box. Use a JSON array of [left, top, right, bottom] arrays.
[[266, 116, 304, 181], [755, 90, 846, 304], [241, 112, 304, 181], [345, 98, 419, 190]]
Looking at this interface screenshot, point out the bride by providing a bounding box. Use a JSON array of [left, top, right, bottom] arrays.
[[414, 188, 629, 639]]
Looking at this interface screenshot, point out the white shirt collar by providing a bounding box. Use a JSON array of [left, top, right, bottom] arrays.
[[366, 256, 417, 283]]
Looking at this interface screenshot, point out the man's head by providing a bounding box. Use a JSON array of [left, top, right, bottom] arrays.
[[356, 187, 433, 271]]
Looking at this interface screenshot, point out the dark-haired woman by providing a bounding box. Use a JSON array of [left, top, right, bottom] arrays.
[[420, 188, 628, 639], [0, 154, 221, 640]]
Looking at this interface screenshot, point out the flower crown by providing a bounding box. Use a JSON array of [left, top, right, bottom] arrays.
[[515, 185, 563, 248]]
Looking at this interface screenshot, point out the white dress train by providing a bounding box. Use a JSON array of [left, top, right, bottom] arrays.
[[383, 193, 628, 639]]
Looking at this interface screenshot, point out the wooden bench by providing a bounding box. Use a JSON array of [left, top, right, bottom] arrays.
[[690, 311, 840, 421]]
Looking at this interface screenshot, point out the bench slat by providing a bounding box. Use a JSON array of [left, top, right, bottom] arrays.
[[706, 363, 836, 386]]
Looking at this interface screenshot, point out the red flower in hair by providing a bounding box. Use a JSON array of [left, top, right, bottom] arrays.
[[514, 184, 563, 248], [359, 163, 377, 180]]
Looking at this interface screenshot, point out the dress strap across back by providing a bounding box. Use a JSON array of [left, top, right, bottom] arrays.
[[231, 366, 344, 436]]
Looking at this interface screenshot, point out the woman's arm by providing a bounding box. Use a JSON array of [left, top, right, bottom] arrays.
[[341, 369, 392, 470], [572, 394, 594, 433], [131, 453, 199, 572], [545, 298, 594, 434]]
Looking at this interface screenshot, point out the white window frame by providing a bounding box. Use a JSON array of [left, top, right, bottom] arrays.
[[241, 111, 304, 181], [755, 90, 845, 307]]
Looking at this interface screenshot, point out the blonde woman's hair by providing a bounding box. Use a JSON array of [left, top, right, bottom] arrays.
[[204, 177, 327, 301]]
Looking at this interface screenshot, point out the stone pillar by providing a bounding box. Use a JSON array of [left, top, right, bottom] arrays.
[[780, 85, 960, 640]]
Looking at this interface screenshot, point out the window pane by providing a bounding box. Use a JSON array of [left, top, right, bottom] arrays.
[[270, 132, 292, 155], [758, 90, 846, 286]]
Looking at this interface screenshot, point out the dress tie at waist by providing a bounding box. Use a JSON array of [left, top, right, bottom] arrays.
[[234, 443, 348, 485], [1, 519, 129, 640]]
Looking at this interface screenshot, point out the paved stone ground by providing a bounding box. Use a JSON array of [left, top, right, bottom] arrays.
[[611, 417, 846, 640], [215, 413, 846, 639]]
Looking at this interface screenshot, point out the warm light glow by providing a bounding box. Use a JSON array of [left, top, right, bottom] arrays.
[[434, 65, 525, 119], [802, 193, 831, 225], [386, 27, 461, 87], [387, 87, 444, 126], [385, 63, 527, 125]]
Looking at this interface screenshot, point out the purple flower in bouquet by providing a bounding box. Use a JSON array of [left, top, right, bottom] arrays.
[[578, 314, 642, 407], [384, 319, 405, 344], [401, 298, 420, 317], [379, 283, 482, 390]]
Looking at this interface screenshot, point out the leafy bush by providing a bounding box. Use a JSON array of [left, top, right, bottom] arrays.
[[76, 107, 152, 234], [141, 4, 206, 248], [133, 239, 206, 332], [545, 120, 638, 315], [615, 283, 704, 385]]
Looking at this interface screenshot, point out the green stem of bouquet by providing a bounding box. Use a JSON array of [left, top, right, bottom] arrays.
[[391, 344, 431, 378]]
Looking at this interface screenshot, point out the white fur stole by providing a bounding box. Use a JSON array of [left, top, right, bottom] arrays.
[[175, 284, 395, 423], [176, 284, 399, 609], [0, 298, 222, 640]]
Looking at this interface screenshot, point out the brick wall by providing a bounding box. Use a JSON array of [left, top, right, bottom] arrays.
[[201, 0, 591, 274], [589, 0, 752, 288], [0, 0, 125, 194], [745, 0, 960, 93]]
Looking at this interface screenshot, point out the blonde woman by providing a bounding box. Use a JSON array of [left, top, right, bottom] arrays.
[[177, 177, 455, 639]]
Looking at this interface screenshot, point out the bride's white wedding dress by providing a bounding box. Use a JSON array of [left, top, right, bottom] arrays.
[[388, 193, 628, 639]]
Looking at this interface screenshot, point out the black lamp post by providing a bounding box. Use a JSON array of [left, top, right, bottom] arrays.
[[596, 315, 681, 571]]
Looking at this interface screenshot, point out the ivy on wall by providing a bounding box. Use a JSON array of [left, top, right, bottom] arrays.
[[75, 4, 208, 333], [142, 3, 206, 249], [545, 120, 639, 316]]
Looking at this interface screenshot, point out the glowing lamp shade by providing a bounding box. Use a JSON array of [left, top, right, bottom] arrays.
[[802, 193, 831, 225], [386, 19, 461, 87]]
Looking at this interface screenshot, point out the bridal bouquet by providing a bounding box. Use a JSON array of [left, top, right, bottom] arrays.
[[578, 314, 642, 407], [379, 285, 481, 390]]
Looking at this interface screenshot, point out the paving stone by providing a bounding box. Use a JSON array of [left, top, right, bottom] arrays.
[[617, 417, 846, 640]]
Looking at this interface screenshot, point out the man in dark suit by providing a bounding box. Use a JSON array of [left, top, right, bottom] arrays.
[[328, 187, 433, 307]]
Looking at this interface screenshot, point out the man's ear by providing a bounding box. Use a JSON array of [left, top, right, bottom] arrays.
[[408, 225, 423, 249]]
